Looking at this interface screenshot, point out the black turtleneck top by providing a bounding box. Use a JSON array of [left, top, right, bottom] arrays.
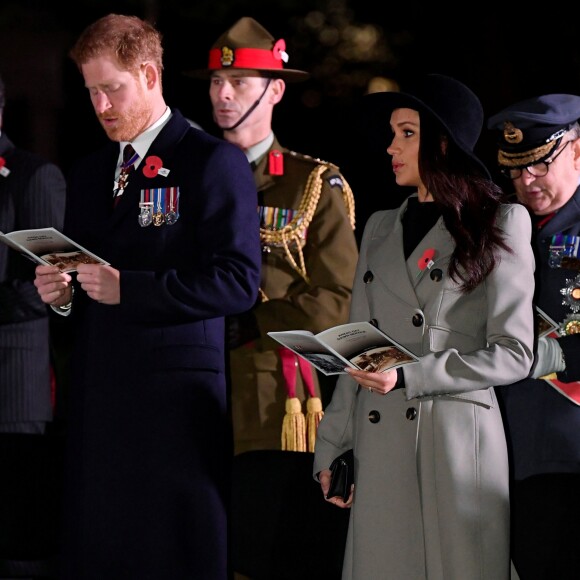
[[402, 196, 442, 259]]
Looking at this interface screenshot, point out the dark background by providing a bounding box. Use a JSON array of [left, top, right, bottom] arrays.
[[1, 0, 579, 230]]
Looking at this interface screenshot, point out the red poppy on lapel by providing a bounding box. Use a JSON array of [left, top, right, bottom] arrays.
[[143, 155, 163, 178], [418, 248, 436, 271]]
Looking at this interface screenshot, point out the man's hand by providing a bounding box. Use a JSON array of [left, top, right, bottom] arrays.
[[34, 265, 72, 306], [76, 264, 121, 305]]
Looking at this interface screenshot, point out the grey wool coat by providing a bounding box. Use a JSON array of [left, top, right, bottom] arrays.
[[314, 196, 535, 580]]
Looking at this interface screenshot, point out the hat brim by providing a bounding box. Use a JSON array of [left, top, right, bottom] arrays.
[[183, 67, 310, 82], [362, 91, 491, 179]]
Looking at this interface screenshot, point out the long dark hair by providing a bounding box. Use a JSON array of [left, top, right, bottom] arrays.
[[419, 113, 511, 293]]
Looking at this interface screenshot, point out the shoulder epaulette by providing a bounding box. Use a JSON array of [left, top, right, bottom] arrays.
[[284, 150, 355, 229], [260, 150, 355, 294], [286, 150, 339, 171]]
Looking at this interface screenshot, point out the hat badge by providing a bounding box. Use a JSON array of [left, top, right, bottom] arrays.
[[272, 39, 289, 63], [220, 46, 234, 67], [503, 121, 523, 144]]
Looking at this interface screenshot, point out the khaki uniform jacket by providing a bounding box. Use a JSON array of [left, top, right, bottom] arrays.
[[314, 198, 535, 579], [230, 137, 359, 453]]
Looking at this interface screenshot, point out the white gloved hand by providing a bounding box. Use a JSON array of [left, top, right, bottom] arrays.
[[532, 336, 566, 379]]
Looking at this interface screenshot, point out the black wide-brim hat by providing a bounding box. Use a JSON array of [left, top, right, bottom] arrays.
[[183, 17, 309, 82], [362, 73, 490, 179]]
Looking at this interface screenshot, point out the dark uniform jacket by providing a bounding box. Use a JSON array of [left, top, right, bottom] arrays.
[[0, 132, 66, 425], [229, 136, 359, 453], [57, 109, 261, 580], [498, 186, 580, 481]]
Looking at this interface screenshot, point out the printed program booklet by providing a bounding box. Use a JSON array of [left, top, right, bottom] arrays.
[[534, 306, 580, 406], [268, 321, 419, 376], [536, 305, 559, 338], [0, 227, 109, 273]]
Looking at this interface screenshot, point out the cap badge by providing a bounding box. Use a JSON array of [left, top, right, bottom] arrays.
[[272, 39, 289, 63], [503, 121, 523, 144], [220, 46, 234, 67]]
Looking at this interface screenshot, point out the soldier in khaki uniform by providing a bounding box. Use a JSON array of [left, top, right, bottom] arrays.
[[187, 17, 358, 454]]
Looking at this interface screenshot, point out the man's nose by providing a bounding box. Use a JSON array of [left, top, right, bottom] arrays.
[[217, 83, 234, 100], [93, 92, 111, 114], [519, 170, 537, 184]]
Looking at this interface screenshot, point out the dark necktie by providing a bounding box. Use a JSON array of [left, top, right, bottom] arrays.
[[113, 143, 136, 206]]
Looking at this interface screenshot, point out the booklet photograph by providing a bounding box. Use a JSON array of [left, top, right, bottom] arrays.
[[0, 227, 109, 273], [268, 321, 419, 376]]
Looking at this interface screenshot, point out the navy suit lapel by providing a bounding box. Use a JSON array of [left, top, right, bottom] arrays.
[[110, 110, 191, 225]]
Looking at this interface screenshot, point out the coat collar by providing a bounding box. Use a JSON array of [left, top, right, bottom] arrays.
[[252, 135, 285, 191], [366, 195, 454, 309], [538, 185, 580, 237]]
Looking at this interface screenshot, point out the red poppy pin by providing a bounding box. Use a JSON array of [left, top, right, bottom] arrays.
[[142, 155, 167, 178], [418, 248, 436, 271], [0, 157, 10, 177]]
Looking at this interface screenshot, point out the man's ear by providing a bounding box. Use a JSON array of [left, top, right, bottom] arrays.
[[142, 62, 158, 90], [572, 137, 580, 170], [269, 78, 285, 105]]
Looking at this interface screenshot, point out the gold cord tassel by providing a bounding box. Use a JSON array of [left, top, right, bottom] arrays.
[[306, 397, 324, 452], [281, 397, 306, 451]]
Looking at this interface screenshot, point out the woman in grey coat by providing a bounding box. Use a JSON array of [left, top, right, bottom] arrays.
[[313, 74, 535, 579]]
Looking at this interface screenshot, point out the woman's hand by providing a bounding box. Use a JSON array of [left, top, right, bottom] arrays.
[[319, 468, 354, 508], [345, 367, 398, 395]]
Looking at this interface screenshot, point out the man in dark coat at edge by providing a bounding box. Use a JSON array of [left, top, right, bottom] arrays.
[[489, 94, 580, 580], [32, 13, 261, 580]]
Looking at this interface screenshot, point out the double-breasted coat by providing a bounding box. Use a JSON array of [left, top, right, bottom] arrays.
[[229, 136, 358, 453], [314, 196, 535, 580], [0, 132, 66, 427], [57, 109, 261, 579]]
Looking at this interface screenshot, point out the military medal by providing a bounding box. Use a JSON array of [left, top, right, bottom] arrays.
[[153, 188, 165, 226], [549, 234, 580, 269], [164, 187, 179, 225], [562, 314, 580, 335], [138, 190, 153, 227], [560, 273, 580, 313], [138, 201, 153, 227]]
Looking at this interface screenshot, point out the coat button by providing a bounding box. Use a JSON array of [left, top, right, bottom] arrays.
[[369, 318, 378, 327], [368, 410, 380, 423], [406, 407, 417, 420], [430, 268, 443, 282], [412, 313, 423, 327], [363, 271, 374, 284]]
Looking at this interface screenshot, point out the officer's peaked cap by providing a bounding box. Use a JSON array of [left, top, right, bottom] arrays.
[[487, 94, 580, 168]]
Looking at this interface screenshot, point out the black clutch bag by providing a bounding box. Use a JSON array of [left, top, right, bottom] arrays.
[[326, 449, 354, 502]]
